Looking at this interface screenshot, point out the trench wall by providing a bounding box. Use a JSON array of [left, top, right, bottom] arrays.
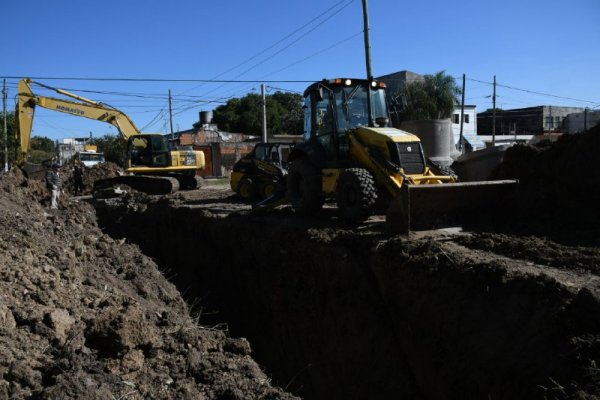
[[97, 203, 593, 400]]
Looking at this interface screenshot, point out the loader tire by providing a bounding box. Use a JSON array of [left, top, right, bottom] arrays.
[[238, 178, 257, 201], [287, 157, 323, 215], [336, 168, 377, 224], [259, 180, 278, 199]]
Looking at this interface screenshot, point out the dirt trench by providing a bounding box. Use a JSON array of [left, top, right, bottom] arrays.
[[96, 195, 600, 400]]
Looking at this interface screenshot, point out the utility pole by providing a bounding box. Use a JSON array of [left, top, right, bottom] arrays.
[[362, 0, 374, 127], [168, 89, 174, 140], [2, 79, 7, 172], [492, 75, 497, 146], [459, 74, 466, 152], [584, 107, 588, 132], [261, 83, 267, 142]]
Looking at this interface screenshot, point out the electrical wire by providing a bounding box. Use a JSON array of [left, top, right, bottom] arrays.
[[258, 30, 363, 80], [179, 0, 353, 95], [266, 86, 303, 95], [466, 77, 600, 106], [195, 1, 355, 102], [0, 76, 315, 83]]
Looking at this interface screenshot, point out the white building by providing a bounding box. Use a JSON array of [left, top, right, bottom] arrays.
[[57, 137, 92, 165], [451, 105, 485, 150]]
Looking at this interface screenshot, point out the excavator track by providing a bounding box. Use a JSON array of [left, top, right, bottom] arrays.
[[175, 175, 204, 190], [94, 175, 180, 195]]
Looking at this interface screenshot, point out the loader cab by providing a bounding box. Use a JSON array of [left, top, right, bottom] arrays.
[[302, 78, 390, 167], [128, 134, 171, 168]]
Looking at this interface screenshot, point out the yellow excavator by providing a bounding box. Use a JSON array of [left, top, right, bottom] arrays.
[[16, 78, 205, 194], [284, 78, 517, 233]]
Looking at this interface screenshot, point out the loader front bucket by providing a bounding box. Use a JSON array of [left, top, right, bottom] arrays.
[[386, 179, 518, 235]]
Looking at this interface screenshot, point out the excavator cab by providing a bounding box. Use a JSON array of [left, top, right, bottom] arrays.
[[128, 135, 171, 168]]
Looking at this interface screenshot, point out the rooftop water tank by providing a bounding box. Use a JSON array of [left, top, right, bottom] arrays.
[[200, 111, 213, 125]]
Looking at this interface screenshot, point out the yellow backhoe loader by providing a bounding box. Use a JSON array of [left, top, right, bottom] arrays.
[[284, 78, 517, 233], [16, 78, 205, 194]]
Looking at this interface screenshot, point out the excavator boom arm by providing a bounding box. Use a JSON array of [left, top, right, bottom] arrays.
[[16, 79, 141, 163]]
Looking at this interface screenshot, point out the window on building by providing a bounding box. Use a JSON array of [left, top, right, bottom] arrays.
[[452, 114, 459, 124], [463, 114, 470, 124]]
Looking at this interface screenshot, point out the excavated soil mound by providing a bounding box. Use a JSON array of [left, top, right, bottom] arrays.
[[493, 124, 600, 243], [61, 162, 125, 195], [0, 169, 297, 399]]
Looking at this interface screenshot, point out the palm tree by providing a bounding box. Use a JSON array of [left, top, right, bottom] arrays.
[[396, 71, 461, 122]]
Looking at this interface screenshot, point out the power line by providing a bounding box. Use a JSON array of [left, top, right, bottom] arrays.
[[179, 0, 353, 95], [261, 31, 363, 79], [466, 77, 600, 106], [197, 1, 356, 100], [0, 76, 315, 83], [266, 86, 303, 95], [231, 2, 355, 80], [207, 29, 363, 102], [141, 109, 167, 131]]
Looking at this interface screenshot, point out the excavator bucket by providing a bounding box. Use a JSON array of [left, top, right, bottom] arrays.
[[22, 162, 49, 180], [386, 179, 518, 235]]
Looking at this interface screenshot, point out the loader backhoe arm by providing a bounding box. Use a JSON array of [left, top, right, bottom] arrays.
[[16, 78, 141, 164]]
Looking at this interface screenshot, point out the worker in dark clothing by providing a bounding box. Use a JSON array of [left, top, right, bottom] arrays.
[[45, 164, 62, 209], [72, 162, 84, 195]]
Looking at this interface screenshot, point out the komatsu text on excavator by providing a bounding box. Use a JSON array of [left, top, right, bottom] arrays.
[[16, 78, 205, 194]]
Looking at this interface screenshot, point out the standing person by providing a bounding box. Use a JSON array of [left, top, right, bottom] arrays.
[[72, 162, 84, 195], [45, 163, 62, 209]]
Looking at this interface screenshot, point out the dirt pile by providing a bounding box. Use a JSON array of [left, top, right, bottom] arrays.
[[61, 162, 125, 195], [493, 124, 600, 242], [0, 169, 297, 399]]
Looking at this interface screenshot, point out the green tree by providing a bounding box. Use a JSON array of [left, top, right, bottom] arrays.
[[213, 91, 303, 136], [0, 111, 19, 166], [1, 112, 57, 165], [270, 92, 303, 134], [30, 136, 55, 153], [91, 134, 126, 166], [396, 71, 461, 122], [26, 136, 55, 164]]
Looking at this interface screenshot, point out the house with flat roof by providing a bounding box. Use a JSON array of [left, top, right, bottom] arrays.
[[477, 106, 585, 135]]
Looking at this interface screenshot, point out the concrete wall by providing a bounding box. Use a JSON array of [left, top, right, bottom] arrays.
[[377, 70, 424, 98], [400, 119, 460, 165]]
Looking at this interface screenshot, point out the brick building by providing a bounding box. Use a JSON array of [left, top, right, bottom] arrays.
[[171, 124, 258, 177], [169, 113, 303, 177]]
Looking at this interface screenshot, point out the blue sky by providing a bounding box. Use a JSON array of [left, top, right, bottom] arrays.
[[2, 0, 599, 140]]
